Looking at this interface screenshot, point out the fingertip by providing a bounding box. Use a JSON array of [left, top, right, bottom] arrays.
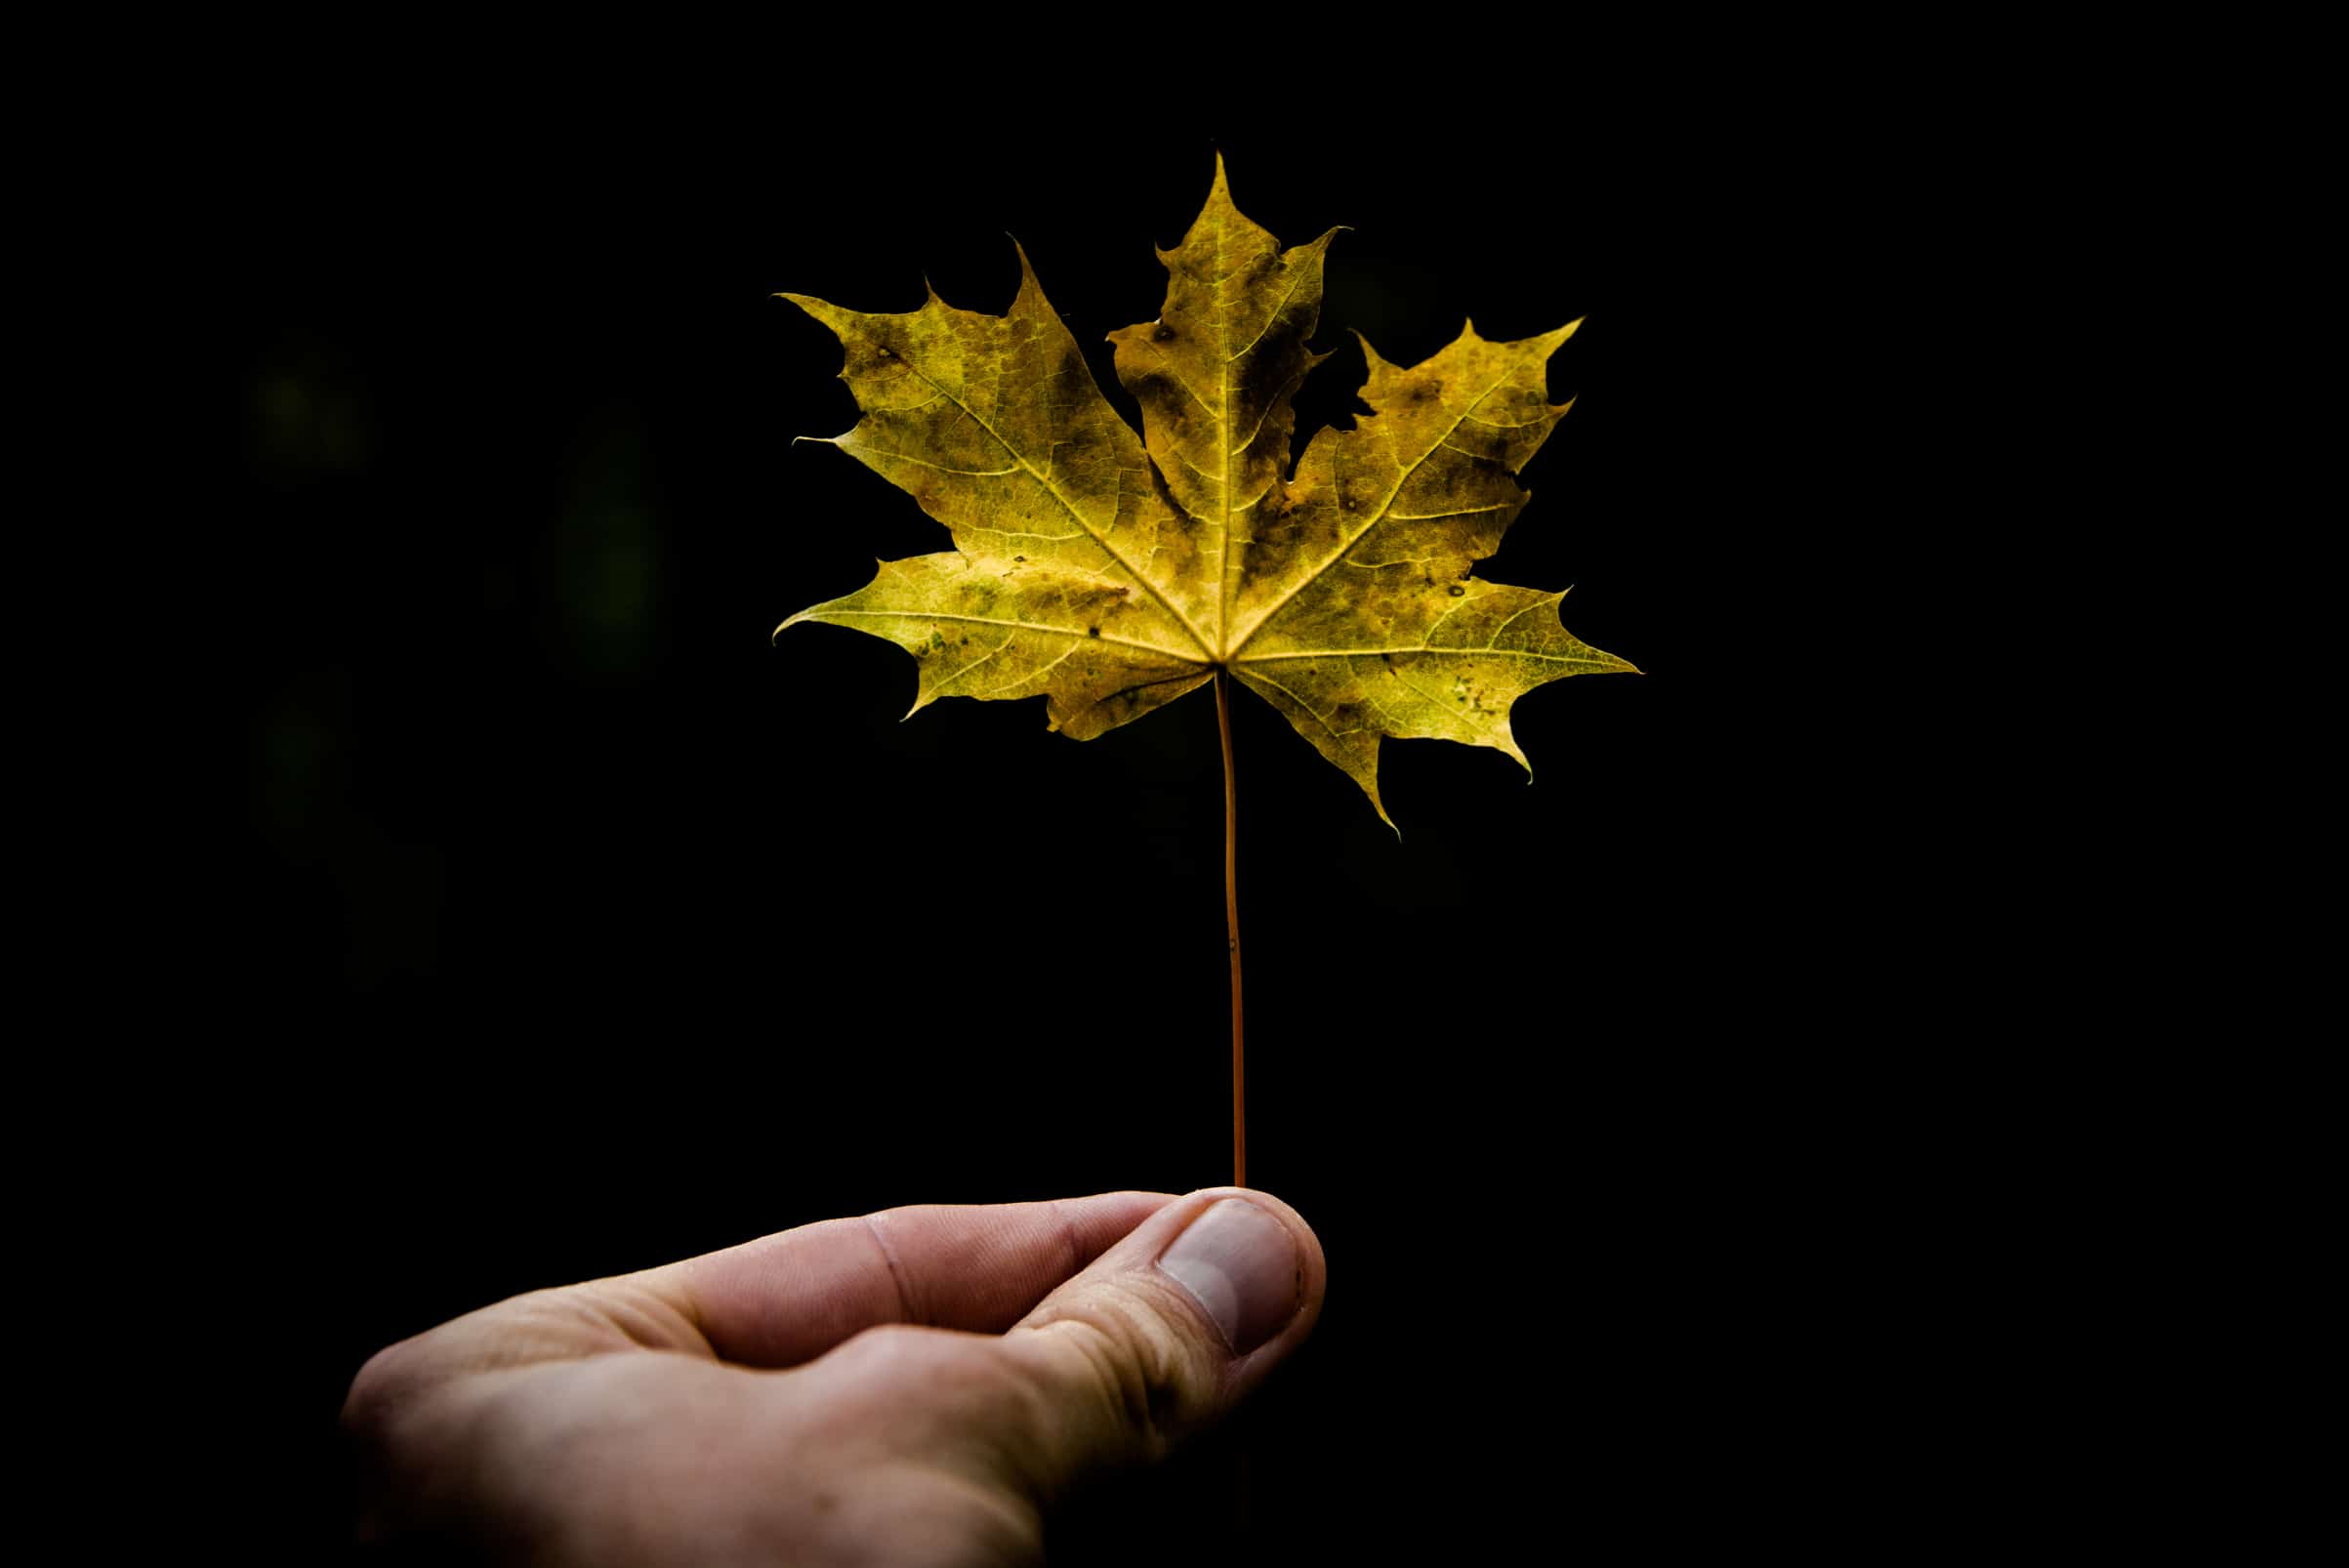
[[1194, 1188, 1326, 1352], [958, 1186, 1332, 1503], [1031, 1186, 1327, 1370], [1154, 1196, 1310, 1357]]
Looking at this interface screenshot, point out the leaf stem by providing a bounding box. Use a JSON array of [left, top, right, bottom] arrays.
[[1215, 668, 1245, 1188]]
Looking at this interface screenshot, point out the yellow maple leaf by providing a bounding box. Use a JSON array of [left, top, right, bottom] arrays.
[[777, 156, 1635, 829]]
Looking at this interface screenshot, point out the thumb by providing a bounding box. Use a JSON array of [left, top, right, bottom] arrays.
[[968, 1187, 1325, 1504]]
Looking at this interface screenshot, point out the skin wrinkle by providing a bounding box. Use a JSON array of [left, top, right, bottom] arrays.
[[861, 1212, 922, 1328], [588, 1280, 710, 1357], [1048, 1198, 1088, 1294]]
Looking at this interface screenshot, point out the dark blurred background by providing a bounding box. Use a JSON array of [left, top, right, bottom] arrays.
[[210, 77, 1892, 1561]]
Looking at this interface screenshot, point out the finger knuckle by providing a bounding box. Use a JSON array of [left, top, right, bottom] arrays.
[[1018, 1280, 1222, 1462], [342, 1338, 430, 1445]]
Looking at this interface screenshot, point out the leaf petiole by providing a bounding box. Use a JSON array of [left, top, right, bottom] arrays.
[[1216, 667, 1245, 1188]]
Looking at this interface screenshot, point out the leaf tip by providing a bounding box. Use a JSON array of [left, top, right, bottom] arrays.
[[780, 291, 859, 344], [1190, 149, 1242, 230], [1006, 234, 1052, 314], [1496, 725, 1533, 776], [1359, 763, 1399, 837], [1539, 318, 1586, 357]]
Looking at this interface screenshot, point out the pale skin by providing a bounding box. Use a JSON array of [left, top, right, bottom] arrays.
[[343, 1188, 1327, 1565]]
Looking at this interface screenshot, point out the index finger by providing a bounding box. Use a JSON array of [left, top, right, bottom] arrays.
[[632, 1191, 1174, 1367]]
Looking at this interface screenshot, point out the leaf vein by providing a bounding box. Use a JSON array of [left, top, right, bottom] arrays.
[[1386, 504, 1511, 522], [813, 608, 1204, 662], [895, 362, 1214, 657], [1238, 644, 1597, 666], [1388, 667, 1484, 737], [1239, 670, 1349, 741], [1227, 370, 1513, 651], [1225, 261, 1312, 364], [968, 641, 1081, 698], [1486, 598, 1549, 646], [861, 449, 1022, 478], [930, 640, 1010, 696]]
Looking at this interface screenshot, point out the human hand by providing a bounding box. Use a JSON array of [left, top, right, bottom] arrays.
[[342, 1188, 1326, 1565]]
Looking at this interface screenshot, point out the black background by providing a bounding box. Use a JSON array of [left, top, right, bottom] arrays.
[[218, 72, 1895, 1563]]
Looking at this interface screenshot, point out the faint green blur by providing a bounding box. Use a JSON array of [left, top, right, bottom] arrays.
[[542, 404, 667, 683], [248, 335, 379, 488]]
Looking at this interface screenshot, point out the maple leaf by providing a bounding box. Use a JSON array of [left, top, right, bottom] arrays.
[[777, 156, 1635, 827]]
